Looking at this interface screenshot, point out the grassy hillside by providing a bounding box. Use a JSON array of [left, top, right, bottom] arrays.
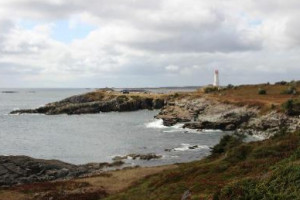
[[203, 82, 300, 113], [105, 130, 300, 200]]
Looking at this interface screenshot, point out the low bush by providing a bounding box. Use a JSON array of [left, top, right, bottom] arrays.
[[116, 95, 129, 103], [210, 134, 245, 156], [281, 86, 298, 95], [203, 86, 219, 93], [258, 88, 266, 95], [225, 145, 253, 163], [282, 99, 300, 116], [173, 93, 179, 98], [214, 164, 300, 200], [226, 84, 234, 89], [275, 81, 288, 85]]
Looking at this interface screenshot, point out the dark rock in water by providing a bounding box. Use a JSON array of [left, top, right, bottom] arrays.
[[10, 109, 39, 114], [0, 156, 124, 187], [2, 91, 17, 94], [108, 160, 125, 167], [188, 145, 199, 150], [162, 117, 178, 126], [112, 153, 162, 161], [183, 121, 236, 131], [139, 153, 162, 160]]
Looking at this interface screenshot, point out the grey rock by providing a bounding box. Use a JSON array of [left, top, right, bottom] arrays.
[[0, 155, 125, 187]]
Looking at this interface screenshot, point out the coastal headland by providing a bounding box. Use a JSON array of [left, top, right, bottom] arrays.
[[3, 81, 300, 199]]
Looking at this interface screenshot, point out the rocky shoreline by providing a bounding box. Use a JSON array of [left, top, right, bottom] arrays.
[[3, 85, 300, 199], [156, 97, 300, 138], [0, 152, 165, 187], [10, 89, 300, 137], [0, 156, 127, 187]]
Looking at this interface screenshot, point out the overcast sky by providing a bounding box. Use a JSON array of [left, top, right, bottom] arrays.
[[0, 0, 299, 88]]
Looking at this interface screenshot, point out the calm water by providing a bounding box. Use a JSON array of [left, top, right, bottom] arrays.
[[0, 88, 228, 166]]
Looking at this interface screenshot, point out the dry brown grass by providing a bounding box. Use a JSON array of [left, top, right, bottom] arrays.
[[199, 84, 300, 112], [0, 165, 176, 200], [0, 191, 27, 200], [76, 165, 177, 194]]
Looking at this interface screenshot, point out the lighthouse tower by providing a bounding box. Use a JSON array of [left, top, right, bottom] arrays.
[[213, 69, 219, 87]]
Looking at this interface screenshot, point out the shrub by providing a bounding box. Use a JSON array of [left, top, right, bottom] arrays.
[[214, 164, 300, 200], [225, 145, 253, 163], [203, 86, 219, 93], [226, 84, 234, 89], [258, 88, 266, 95], [281, 86, 297, 95], [173, 93, 179, 98], [210, 134, 245, 156], [116, 95, 129, 103], [282, 99, 300, 116], [275, 81, 288, 85], [270, 104, 276, 109]]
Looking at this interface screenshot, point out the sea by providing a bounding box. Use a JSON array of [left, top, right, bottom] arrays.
[[0, 88, 230, 167]]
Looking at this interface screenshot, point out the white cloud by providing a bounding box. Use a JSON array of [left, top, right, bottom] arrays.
[[0, 0, 299, 87]]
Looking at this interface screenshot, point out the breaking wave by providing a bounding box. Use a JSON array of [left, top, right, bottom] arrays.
[[145, 119, 166, 129]]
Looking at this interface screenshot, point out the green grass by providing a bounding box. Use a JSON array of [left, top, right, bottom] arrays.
[[105, 130, 300, 200]]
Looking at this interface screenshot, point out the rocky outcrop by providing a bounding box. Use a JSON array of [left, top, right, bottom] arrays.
[[239, 111, 300, 137], [156, 97, 300, 137], [10, 90, 166, 115], [157, 98, 257, 130], [0, 156, 124, 187]]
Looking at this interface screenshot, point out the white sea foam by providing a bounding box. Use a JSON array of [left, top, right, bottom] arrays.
[[172, 123, 184, 129], [201, 129, 223, 133], [163, 130, 178, 133], [145, 119, 166, 129], [146, 119, 224, 135]]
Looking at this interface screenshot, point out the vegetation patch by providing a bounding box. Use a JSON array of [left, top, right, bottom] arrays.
[[281, 86, 298, 95], [282, 98, 300, 116], [203, 86, 219, 93], [105, 131, 300, 200], [258, 88, 267, 95]]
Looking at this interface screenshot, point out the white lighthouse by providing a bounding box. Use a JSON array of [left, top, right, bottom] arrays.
[[213, 69, 219, 87]]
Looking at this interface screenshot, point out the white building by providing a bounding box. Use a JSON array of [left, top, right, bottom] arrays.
[[213, 69, 219, 87]]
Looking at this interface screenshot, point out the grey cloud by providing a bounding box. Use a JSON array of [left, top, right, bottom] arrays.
[[6, 0, 80, 19], [0, 0, 299, 87], [128, 28, 262, 53], [4, 0, 161, 20]]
